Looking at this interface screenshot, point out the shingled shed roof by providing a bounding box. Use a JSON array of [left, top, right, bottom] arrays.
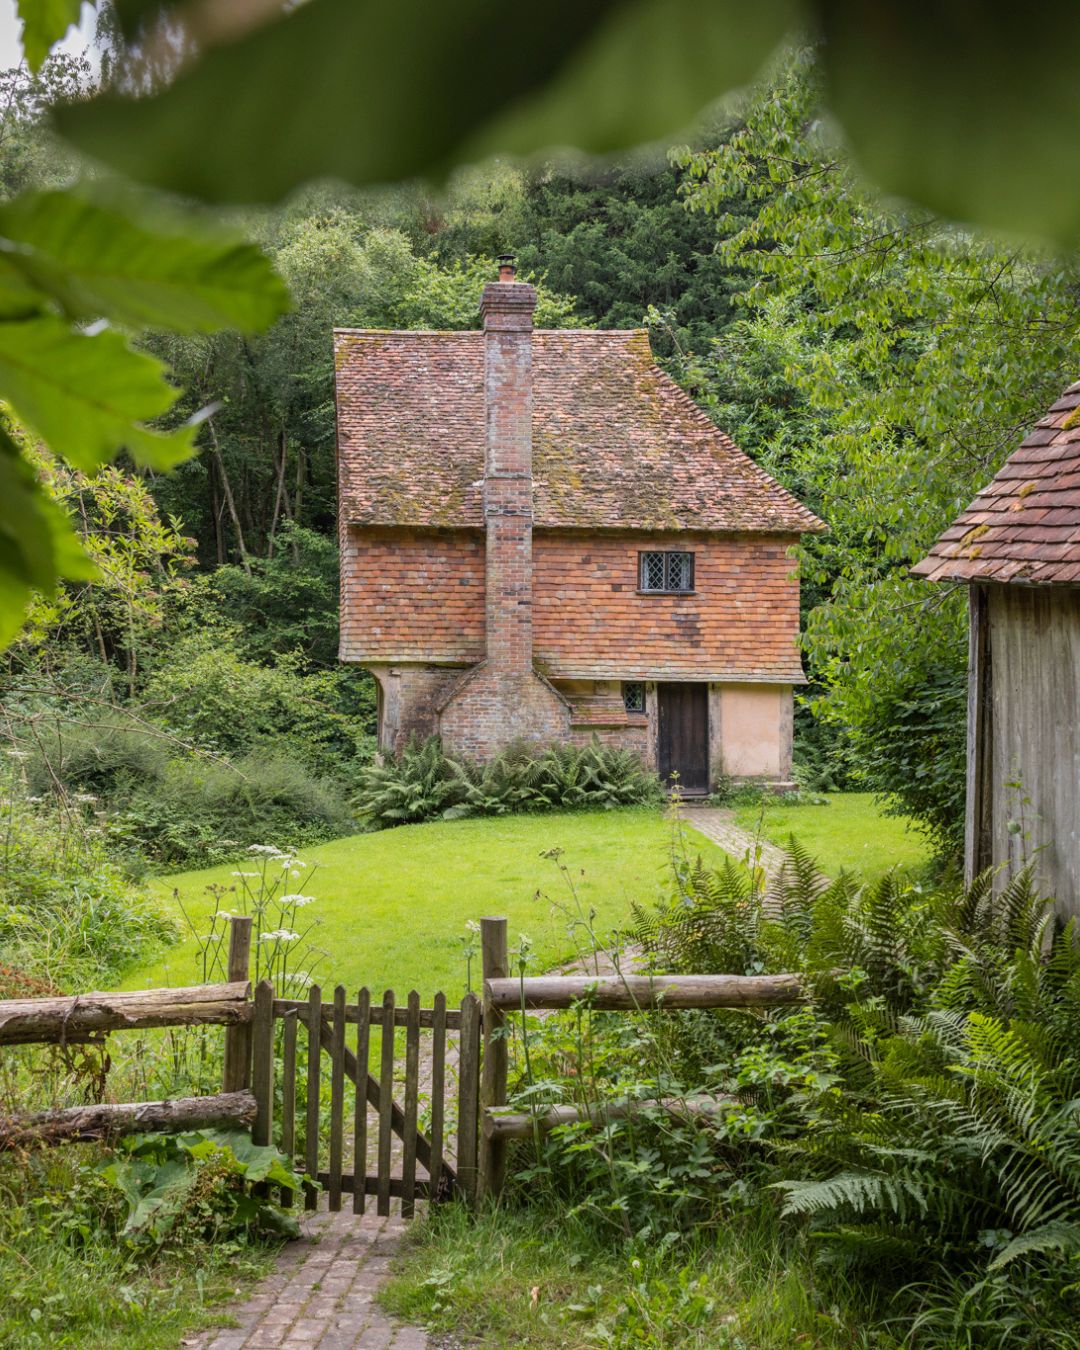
[[912, 380, 1080, 584], [334, 328, 823, 534]]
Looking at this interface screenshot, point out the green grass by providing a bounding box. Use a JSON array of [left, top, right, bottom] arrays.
[[0, 1153, 279, 1350], [734, 791, 930, 881], [125, 808, 728, 997], [381, 1202, 894, 1350]]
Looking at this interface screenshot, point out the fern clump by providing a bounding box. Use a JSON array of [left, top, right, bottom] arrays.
[[619, 834, 1080, 1342], [353, 735, 663, 828]]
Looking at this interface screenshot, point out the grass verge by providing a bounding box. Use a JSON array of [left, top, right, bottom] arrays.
[[733, 791, 928, 880], [0, 1152, 279, 1349], [381, 1202, 895, 1350]]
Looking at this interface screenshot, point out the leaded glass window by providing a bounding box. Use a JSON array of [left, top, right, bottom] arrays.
[[639, 551, 695, 593], [623, 682, 645, 715]]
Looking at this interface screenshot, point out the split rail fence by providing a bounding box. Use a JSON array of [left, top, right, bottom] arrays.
[[0, 914, 805, 1208]]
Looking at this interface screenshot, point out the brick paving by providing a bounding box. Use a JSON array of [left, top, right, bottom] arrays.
[[681, 805, 788, 880], [185, 1208, 427, 1350]]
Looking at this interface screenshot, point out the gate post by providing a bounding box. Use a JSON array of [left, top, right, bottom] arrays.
[[477, 917, 509, 1204], [222, 915, 253, 1093]]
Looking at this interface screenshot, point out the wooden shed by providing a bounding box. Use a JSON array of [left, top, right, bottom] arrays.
[[912, 380, 1080, 921]]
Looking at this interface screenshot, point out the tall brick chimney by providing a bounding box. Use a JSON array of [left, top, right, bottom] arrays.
[[479, 256, 536, 676], [437, 259, 568, 756]]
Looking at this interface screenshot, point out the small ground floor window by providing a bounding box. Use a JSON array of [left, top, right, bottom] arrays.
[[622, 681, 646, 714]]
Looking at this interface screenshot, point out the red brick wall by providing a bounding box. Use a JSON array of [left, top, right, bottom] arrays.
[[532, 531, 803, 680], [341, 528, 803, 682], [439, 666, 569, 760], [339, 527, 484, 664]]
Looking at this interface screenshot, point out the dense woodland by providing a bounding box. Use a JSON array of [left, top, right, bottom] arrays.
[[4, 27, 1080, 1350]]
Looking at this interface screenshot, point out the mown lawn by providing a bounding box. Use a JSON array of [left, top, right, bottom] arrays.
[[126, 808, 727, 997], [734, 791, 929, 881]]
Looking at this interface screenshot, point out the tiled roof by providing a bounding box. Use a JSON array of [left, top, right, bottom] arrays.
[[912, 380, 1080, 584], [334, 329, 823, 534]]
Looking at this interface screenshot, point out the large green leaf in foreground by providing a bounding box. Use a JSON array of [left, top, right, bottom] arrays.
[[0, 426, 95, 648], [0, 190, 290, 647], [56, 0, 792, 203], [0, 191, 291, 332], [55, 0, 1080, 242], [16, 0, 82, 73]]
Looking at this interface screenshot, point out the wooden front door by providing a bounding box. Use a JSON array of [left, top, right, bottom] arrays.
[[657, 683, 709, 793]]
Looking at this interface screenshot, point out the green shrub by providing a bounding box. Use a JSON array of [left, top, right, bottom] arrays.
[[142, 632, 374, 780], [353, 736, 664, 828], [115, 750, 354, 867], [848, 658, 967, 863], [495, 834, 1080, 1346], [0, 786, 173, 989]]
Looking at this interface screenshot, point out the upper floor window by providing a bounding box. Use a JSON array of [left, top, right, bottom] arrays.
[[639, 550, 694, 593]]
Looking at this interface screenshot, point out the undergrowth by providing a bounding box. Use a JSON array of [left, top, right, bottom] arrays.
[[386, 828, 1080, 1349]]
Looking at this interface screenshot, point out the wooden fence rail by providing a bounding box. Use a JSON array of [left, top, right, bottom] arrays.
[[0, 1091, 256, 1150], [484, 973, 803, 1011], [0, 982, 251, 1046]]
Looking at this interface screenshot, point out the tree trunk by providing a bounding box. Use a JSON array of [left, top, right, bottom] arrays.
[[207, 420, 251, 573]]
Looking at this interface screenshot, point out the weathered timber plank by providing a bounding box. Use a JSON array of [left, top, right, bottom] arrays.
[[250, 981, 275, 1148], [484, 973, 803, 1011], [273, 1000, 462, 1031], [477, 918, 509, 1204], [328, 986, 346, 1211], [401, 991, 420, 1218], [353, 988, 370, 1215], [456, 993, 480, 1207], [377, 989, 394, 1217], [429, 991, 446, 1201], [221, 918, 253, 1091], [0, 1090, 256, 1149], [316, 1171, 432, 1201], [0, 983, 251, 1045], [304, 984, 321, 1212], [280, 1009, 298, 1208], [482, 1094, 737, 1141]]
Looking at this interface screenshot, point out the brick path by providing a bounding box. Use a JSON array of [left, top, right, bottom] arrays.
[[186, 1209, 427, 1350], [681, 805, 788, 879]]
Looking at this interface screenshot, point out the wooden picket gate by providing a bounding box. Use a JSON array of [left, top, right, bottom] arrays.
[[245, 979, 481, 1216]]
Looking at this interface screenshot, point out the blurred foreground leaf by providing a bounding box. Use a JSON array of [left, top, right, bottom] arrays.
[[0, 190, 289, 646], [56, 0, 1080, 242], [0, 191, 291, 332], [17, 0, 82, 73]]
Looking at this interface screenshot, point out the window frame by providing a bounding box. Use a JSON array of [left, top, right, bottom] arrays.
[[622, 681, 646, 716], [637, 550, 695, 595]]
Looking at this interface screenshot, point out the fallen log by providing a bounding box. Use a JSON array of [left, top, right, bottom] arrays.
[[0, 982, 251, 1046], [0, 1089, 257, 1149], [483, 1094, 736, 1141], [484, 973, 803, 1011]]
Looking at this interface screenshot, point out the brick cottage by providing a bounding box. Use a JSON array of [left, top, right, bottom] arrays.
[[334, 260, 823, 793]]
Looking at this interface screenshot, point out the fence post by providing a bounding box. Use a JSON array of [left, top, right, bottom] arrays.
[[222, 915, 253, 1093], [251, 979, 275, 1147], [477, 916, 509, 1204]]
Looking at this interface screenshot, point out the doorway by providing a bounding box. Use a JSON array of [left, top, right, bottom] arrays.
[[657, 683, 709, 794]]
